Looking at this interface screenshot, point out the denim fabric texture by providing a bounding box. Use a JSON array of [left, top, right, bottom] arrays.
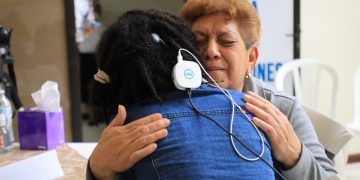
[[126, 85, 275, 179]]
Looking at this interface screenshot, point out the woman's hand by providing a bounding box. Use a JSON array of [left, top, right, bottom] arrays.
[[90, 105, 170, 179], [243, 91, 301, 169]]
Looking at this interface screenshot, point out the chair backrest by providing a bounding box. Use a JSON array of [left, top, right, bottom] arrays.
[[275, 59, 338, 118], [354, 67, 360, 125], [347, 67, 360, 134], [302, 105, 355, 159]]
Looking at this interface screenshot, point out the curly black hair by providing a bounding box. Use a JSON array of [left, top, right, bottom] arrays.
[[89, 9, 200, 124]]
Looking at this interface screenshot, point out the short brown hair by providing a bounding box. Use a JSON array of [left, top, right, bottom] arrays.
[[178, 0, 260, 48]]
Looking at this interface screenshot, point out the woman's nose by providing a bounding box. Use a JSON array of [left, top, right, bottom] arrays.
[[203, 41, 221, 61]]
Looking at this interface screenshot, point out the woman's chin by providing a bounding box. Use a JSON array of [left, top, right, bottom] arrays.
[[207, 72, 224, 82]]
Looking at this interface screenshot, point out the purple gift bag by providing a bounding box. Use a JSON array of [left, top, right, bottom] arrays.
[[18, 108, 65, 150]]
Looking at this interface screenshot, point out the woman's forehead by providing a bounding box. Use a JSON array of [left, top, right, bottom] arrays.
[[192, 14, 239, 32]]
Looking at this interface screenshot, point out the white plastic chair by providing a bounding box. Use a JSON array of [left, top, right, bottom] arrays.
[[302, 105, 355, 158], [347, 67, 360, 134], [275, 59, 351, 176], [303, 105, 354, 178], [275, 59, 339, 118]]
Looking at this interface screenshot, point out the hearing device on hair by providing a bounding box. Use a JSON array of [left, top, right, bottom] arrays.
[[173, 51, 202, 90], [151, 33, 166, 46]]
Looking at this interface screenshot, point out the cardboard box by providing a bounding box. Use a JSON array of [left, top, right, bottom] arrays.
[[18, 108, 65, 150]]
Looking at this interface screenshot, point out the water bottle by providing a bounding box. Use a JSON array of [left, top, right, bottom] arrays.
[[0, 89, 13, 143], [0, 114, 11, 153]]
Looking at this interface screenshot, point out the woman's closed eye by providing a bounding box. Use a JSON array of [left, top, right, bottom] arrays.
[[195, 38, 207, 46], [219, 39, 237, 47]]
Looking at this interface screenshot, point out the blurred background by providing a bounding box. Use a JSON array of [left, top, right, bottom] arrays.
[[0, 2, 359, 177]]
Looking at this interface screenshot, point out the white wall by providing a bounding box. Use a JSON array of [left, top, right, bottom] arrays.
[[301, 1, 360, 153], [100, 0, 184, 25]]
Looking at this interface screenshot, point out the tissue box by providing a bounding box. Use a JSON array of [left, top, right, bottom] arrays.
[[18, 108, 65, 150]]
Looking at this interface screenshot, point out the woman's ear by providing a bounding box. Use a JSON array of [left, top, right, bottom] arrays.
[[247, 46, 259, 74]]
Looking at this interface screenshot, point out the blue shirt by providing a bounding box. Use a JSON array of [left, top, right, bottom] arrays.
[[126, 85, 275, 179]]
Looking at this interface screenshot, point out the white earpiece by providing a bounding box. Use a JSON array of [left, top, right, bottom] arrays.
[[151, 33, 166, 46], [172, 52, 202, 90]]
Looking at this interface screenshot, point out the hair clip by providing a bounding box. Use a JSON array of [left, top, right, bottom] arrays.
[[94, 69, 110, 84]]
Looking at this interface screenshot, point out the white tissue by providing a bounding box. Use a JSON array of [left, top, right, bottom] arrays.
[[31, 81, 61, 112]]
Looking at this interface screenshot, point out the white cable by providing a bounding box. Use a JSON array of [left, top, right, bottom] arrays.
[[178, 48, 265, 161], [225, 89, 265, 161]]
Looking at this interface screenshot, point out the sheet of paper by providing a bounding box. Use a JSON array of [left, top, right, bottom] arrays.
[[67, 142, 97, 159], [0, 150, 64, 180]]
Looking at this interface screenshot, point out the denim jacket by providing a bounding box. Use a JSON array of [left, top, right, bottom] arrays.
[[122, 85, 275, 179], [87, 78, 336, 179]]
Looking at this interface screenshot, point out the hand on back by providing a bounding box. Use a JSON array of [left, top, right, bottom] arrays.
[[90, 105, 170, 179]]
